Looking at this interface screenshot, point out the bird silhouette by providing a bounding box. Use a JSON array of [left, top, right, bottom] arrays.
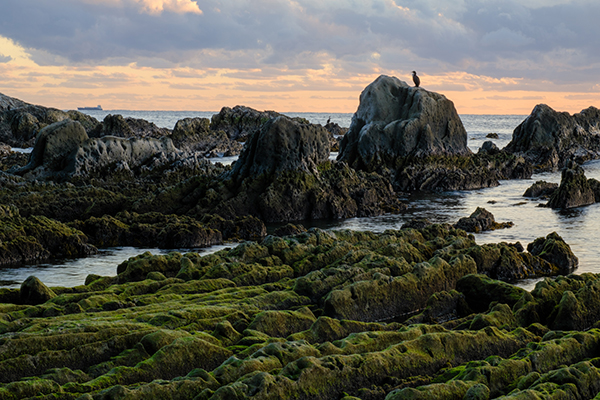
[[412, 71, 420, 88]]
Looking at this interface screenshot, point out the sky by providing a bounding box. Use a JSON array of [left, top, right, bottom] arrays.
[[1, 0, 599, 114]]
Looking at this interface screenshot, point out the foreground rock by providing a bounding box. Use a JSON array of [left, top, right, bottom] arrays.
[[337, 75, 532, 191], [0, 226, 589, 400], [505, 104, 600, 171]]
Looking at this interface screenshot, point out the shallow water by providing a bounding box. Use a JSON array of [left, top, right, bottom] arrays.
[[4, 112, 594, 291]]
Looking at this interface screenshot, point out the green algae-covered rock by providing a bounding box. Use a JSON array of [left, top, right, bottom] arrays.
[[0, 225, 596, 400], [20, 275, 56, 305]]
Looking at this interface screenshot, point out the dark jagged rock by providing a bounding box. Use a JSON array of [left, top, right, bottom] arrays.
[[505, 104, 600, 171], [486, 132, 499, 139], [454, 207, 513, 233], [171, 117, 243, 155], [0, 92, 99, 147], [477, 140, 499, 155], [338, 75, 470, 171], [12, 119, 220, 183], [89, 114, 170, 139], [527, 232, 579, 275], [547, 161, 595, 209], [230, 116, 330, 181], [197, 116, 405, 222], [393, 151, 532, 192], [14, 119, 89, 176], [523, 180, 558, 198], [211, 105, 308, 141]]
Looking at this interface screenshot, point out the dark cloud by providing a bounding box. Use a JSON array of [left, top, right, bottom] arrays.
[[0, 54, 12, 63], [0, 0, 599, 89]]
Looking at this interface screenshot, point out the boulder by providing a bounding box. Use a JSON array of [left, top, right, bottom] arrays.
[[523, 180, 558, 198], [20, 275, 57, 305], [229, 116, 330, 182], [547, 161, 595, 209], [527, 232, 578, 275], [505, 104, 600, 171], [478, 140, 500, 155], [338, 75, 470, 171], [454, 207, 513, 233]]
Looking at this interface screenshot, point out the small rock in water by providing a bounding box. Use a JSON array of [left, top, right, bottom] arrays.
[[454, 207, 513, 233], [547, 161, 595, 209], [486, 132, 499, 139], [523, 180, 558, 198]]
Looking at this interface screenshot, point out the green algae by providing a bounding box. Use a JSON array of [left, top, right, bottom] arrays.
[[0, 224, 595, 400]]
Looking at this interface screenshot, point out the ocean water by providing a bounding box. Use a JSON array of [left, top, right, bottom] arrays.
[[3, 111, 593, 291]]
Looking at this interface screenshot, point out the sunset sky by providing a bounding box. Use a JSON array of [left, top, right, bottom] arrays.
[[1, 0, 599, 114]]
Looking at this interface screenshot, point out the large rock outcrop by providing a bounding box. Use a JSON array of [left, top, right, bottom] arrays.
[[336, 75, 531, 192], [211, 105, 308, 141], [338, 75, 471, 171], [196, 116, 405, 222], [171, 117, 243, 156], [505, 104, 600, 171], [0, 92, 99, 147], [13, 119, 217, 182], [229, 116, 330, 182]]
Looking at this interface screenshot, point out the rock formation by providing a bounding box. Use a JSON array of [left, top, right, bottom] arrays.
[[229, 116, 330, 182], [454, 207, 513, 233], [211, 105, 309, 141], [171, 117, 243, 156], [0, 92, 99, 147], [338, 75, 470, 171], [547, 161, 596, 209], [505, 104, 600, 171], [337, 75, 532, 191], [89, 114, 170, 139], [207, 116, 403, 222], [523, 180, 558, 198]]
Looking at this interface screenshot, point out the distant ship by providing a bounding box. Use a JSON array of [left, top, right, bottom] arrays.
[[77, 105, 103, 111]]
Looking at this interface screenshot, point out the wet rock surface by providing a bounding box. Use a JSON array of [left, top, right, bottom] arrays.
[[0, 226, 592, 400], [547, 161, 596, 209], [454, 207, 513, 233], [505, 104, 600, 171]]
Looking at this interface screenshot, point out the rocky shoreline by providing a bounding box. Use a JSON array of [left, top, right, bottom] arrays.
[[2, 75, 600, 399]]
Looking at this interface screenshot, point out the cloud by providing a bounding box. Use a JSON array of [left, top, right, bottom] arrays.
[[0, 0, 599, 92], [0, 54, 12, 63]]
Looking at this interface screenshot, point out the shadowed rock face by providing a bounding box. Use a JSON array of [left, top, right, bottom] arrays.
[[505, 104, 600, 171], [229, 116, 330, 182], [338, 75, 471, 171], [547, 161, 596, 209]]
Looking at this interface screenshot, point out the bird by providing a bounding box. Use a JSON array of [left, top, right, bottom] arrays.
[[412, 71, 420, 88]]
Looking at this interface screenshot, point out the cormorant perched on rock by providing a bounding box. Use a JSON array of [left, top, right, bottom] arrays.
[[412, 71, 420, 88]]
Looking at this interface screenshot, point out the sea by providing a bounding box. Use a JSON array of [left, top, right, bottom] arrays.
[[2, 111, 597, 292]]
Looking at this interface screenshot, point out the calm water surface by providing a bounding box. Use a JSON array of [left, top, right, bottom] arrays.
[[5, 112, 595, 291]]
